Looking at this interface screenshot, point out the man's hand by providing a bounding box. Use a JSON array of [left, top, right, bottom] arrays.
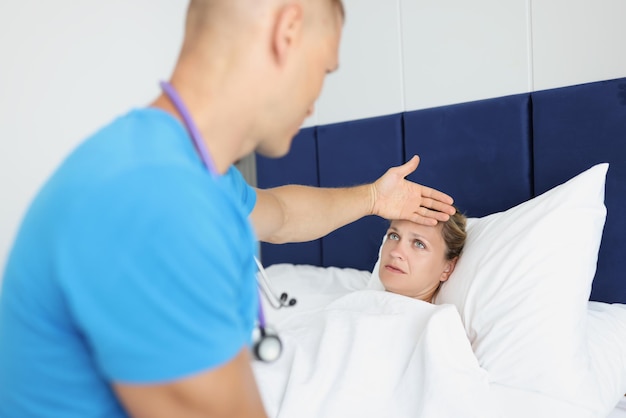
[[370, 155, 456, 225]]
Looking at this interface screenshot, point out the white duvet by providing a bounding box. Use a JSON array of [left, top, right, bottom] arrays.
[[253, 288, 496, 418], [252, 264, 626, 418]]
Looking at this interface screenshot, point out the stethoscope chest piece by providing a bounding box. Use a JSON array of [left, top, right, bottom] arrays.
[[252, 325, 283, 363], [253, 256, 297, 362]]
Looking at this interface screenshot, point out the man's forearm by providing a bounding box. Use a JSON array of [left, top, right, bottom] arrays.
[[257, 184, 374, 244], [251, 157, 456, 244]]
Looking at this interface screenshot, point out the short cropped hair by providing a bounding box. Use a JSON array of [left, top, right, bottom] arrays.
[[331, 0, 345, 18]]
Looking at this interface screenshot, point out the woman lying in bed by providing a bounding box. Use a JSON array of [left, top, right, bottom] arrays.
[[253, 209, 496, 418], [378, 209, 467, 303]]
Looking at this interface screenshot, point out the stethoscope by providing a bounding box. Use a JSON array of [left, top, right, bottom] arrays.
[[159, 81, 297, 363]]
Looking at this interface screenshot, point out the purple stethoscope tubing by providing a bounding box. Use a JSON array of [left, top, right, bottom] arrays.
[[159, 80, 268, 327], [159, 81, 219, 176]]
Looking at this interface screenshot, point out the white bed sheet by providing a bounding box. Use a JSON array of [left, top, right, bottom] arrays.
[[608, 397, 626, 418], [254, 290, 495, 418], [255, 264, 626, 418]]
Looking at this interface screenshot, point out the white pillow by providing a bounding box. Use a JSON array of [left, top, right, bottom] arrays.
[[371, 163, 609, 409], [487, 303, 626, 418], [584, 301, 626, 415], [366, 236, 385, 291], [435, 163, 608, 405]]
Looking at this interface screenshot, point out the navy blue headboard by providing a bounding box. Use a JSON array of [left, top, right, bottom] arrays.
[[256, 77, 626, 304]]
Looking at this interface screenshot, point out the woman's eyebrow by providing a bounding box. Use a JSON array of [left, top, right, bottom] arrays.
[[388, 227, 434, 246], [408, 232, 433, 245]]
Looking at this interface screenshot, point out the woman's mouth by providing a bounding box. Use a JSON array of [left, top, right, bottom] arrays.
[[384, 264, 405, 274]]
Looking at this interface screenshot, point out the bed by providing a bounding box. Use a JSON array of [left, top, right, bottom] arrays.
[[253, 77, 626, 417]]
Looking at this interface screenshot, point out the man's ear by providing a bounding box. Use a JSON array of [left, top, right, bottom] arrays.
[[440, 257, 458, 282], [271, 3, 304, 66]]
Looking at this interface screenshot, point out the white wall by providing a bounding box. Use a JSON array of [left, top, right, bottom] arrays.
[[308, 0, 626, 126], [0, 0, 186, 272], [1, 1, 626, 272], [531, 0, 626, 90]]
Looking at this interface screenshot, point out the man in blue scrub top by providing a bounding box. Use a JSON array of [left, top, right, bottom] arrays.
[[0, 0, 456, 417]]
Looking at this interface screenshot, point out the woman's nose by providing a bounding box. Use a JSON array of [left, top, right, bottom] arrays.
[[389, 242, 405, 260]]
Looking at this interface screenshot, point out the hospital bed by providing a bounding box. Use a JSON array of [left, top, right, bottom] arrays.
[[253, 76, 626, 418]]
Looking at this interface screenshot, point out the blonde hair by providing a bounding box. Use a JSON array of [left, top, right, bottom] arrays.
[[441, 207, 467, 261]]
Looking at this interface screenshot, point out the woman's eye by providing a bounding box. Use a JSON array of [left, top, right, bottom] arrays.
[[413, 240, 425, 249], [387, 232, 399, 241]]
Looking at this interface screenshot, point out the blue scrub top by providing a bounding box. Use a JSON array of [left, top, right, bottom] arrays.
[[0, 108, 258, 417]]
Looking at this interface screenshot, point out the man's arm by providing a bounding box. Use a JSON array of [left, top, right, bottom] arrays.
[[251, 155, 455, 243], [113, 348, 267, 418]]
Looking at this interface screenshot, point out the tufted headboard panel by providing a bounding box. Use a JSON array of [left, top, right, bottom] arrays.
[[256, 77, 626, 303]]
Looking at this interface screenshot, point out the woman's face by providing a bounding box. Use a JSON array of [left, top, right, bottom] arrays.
[[379, 220, 457, 302]]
